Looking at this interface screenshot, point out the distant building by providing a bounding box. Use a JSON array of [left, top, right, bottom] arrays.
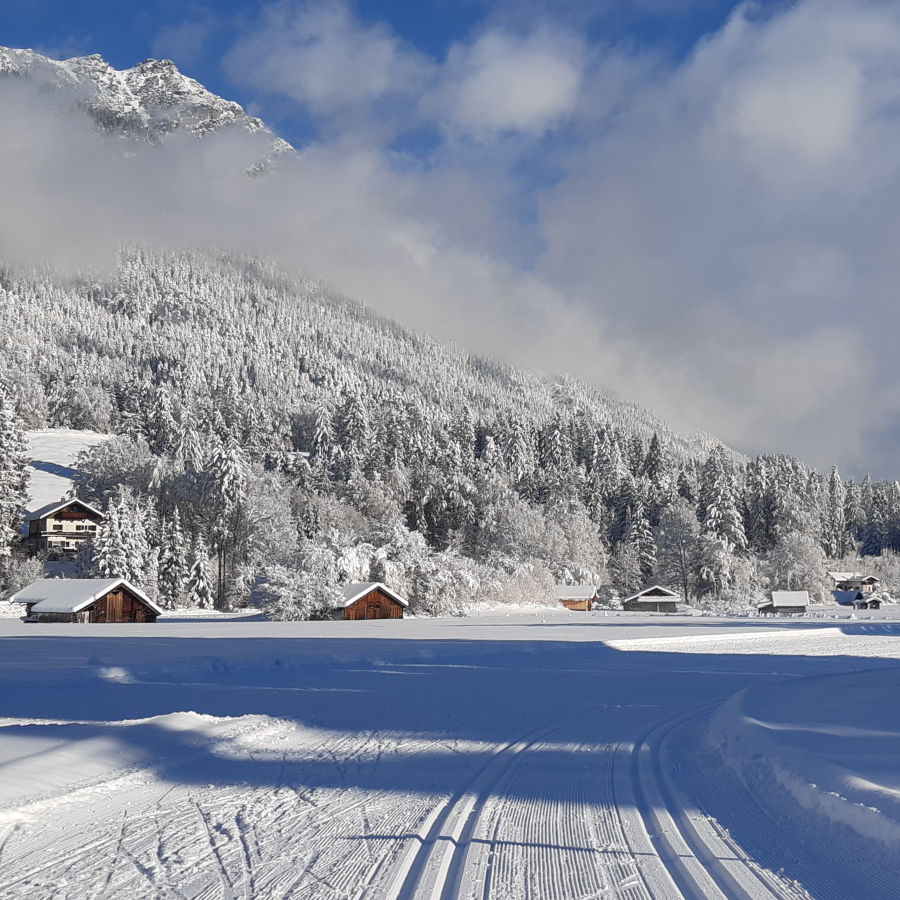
[[853, 596, 882, 611], [827, 571, 879, 594], [338, 583, 408, 620], [555, 585, 599, 611], [758, 590, 809, 615], [12, 578, 161, 623], [621, 585, 681, 613], [24, 498, 103, 557]]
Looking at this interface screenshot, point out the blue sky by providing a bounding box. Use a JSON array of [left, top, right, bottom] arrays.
[[6, 1, 748, 151], [7, 1, 900, 476]]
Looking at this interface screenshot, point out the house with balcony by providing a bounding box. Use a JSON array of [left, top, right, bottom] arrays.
[[24, 497, 103, 556]]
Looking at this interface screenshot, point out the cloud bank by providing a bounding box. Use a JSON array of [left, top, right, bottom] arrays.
[[5, 0, 900, 476]]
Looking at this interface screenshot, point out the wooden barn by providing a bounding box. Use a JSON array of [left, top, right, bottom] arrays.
[[758, 590, 809, 616], [621, 585, 682, 613], [555, 585, 599, 611], [12, 578, 162, 623], [338, 583, 408, 620], [24, 498, 103, 557]]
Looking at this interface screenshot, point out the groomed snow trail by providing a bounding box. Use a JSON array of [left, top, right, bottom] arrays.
[[0, 614, 898, 899]]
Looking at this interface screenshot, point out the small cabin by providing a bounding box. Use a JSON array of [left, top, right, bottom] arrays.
[[853, 596, 882, 610], [556, 585, 599, 611], [24, 498, 103, 556], [621, 585, 681, 613], [338, 583, 408, 620], [758, 590, 809, 616], [12, 578, 162, 623]]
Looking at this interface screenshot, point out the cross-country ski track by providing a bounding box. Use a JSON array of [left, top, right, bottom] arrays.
[[0, 612, 899, 899]]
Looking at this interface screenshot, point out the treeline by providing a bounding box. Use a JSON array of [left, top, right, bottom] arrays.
[[1, 248, 898, 614]]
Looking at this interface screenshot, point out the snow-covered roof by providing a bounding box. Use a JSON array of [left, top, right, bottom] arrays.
[[11, 578, 161, 615], [827, 571, 859, 582], [766, 590, 810, 608], [827, 571, 878, 583], [340, 582, 409, 609], [621, 585, 681, 604], [555, 584, 598, 600], [25, 497, 103, 522]]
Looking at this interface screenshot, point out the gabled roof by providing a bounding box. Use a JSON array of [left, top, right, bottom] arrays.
[[621, 585, 681, 604], [765, 590, 810, 608], [25, 497, 104, 522], [11, 578, 162, 615], [340, 582, 409, 609], [827, 570, 860, 582], [555, 584, 598, 600]]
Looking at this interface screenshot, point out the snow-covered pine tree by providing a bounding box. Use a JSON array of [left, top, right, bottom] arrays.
[[0, 386, 29, 561], [158, 508, 189, 608], [626, 499, 657, 583], [186, 536, 214, 609], [93, 501, 128, 578]]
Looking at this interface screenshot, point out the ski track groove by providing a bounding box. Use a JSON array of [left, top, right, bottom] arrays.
[[621, 704, 809, 900], [391, 704, 655, 900]]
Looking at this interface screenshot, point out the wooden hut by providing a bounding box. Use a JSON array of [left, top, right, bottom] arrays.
[[555, 585, 599, 611], [758, 590, 809, 616], [339, 583, 408, 620], [12, 578, 162, 623], [853, 596, 882, 611], [621, 585, 681, 613]]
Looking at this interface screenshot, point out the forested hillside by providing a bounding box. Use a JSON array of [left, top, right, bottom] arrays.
[[1, 248, 898, 615]]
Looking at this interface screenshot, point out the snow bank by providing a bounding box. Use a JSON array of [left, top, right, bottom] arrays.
[[25, 428, 109, 511], [707, 668, 900, 855]]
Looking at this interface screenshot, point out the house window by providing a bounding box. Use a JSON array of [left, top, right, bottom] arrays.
[[53, 524, 63, 532]]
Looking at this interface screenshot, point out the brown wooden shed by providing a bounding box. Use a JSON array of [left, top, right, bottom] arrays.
[[339, 583, 408, 620], [621, 585, 682, 613], [757, 590, 808, 616], [12, 578, 162, 623], [555, 585, 599, 611]]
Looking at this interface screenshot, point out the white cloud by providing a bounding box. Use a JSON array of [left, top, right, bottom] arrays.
[[223, 1, 431, 115], [537, 0, 900, 471], [437, 29, 584, 138]]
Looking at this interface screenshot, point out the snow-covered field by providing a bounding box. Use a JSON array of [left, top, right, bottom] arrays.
[[0, 612, 898, 899], [24, 429, 109, 513]]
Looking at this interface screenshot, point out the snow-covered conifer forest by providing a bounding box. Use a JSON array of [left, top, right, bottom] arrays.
[[1, 246, 898, 615], [0, 43, 897, 617]]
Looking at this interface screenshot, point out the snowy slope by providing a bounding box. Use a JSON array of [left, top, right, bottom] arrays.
[[0, 613, 899, 899], [24, 428, 109, 513]]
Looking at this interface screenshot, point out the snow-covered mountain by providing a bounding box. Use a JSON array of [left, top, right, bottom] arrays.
[[0, 46, 292, 167]]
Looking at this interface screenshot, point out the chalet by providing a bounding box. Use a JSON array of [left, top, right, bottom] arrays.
[[621, 585, 681, 613], [758, 590, 809, 615], [12, 578, 162, 623], [338, 583, 408, 620], [24, 498, 103, 556], [827, 571, 879, 594], [556, 585, 599, 611]]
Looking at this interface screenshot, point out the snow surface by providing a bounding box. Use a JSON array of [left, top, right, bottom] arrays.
[[0, 612, 898, 898], [24, 428, 109, 513]]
